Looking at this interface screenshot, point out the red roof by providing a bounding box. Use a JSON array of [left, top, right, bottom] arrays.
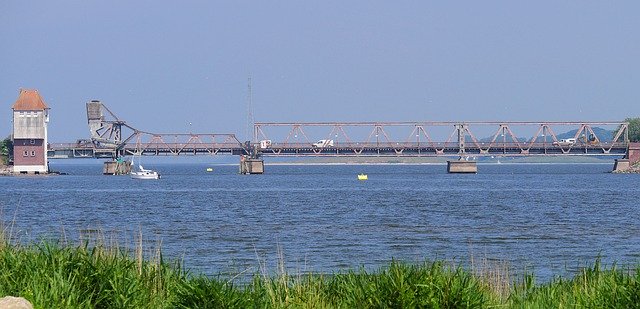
[[12, 89, 49, 110]]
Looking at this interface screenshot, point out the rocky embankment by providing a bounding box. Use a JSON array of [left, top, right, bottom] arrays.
[[0, 164, 11, 175], [613, 162, 640, 174]]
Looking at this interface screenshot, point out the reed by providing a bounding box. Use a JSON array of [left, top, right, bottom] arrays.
[[470, 254, 512, 302], [1, 233, 640, 308], [507, 260, 640, 307]]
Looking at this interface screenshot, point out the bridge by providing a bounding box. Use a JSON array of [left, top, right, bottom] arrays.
[[252, 121, 628, 157], [47, 101, 635, 173]]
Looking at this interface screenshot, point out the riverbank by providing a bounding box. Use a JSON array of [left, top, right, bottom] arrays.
[[0, 239, 638, 308], [0, 164, 11, 176]]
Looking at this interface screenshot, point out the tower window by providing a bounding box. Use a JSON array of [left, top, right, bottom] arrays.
[[31, 151, 36, 157], [23, 151, 29, 157]]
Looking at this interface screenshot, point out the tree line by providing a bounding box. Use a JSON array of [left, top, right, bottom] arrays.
[[625, 117, 640, 142], [0, 137, 12, 165]]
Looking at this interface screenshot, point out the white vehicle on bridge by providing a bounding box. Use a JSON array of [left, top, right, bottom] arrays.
[[259, 140, 272, 149], [312, 139, 334, 148], [553, 138, 576, 146]]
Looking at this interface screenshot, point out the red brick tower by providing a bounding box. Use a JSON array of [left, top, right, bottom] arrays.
[[12, 89, 50, 174]]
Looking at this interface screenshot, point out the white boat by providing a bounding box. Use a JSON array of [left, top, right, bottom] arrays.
[[130, 164, 160, 179], [130, 157, 160, 179]]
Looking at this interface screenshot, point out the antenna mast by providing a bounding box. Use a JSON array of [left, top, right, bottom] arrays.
[[246, 76, 254, 142]]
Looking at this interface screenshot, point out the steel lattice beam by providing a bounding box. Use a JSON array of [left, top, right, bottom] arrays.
[[45, 105, 632, 159], [83, 101, 247, 158], [253, 121, 629, 157]]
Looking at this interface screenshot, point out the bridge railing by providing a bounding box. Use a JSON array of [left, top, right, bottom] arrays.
[[256, 140, 629, 157], [48, 142, 245, 150], [50, 141, 629, 152], [259, 141, 628, 150], [48, 142, 95, 150], [122, 142, 245, 153]]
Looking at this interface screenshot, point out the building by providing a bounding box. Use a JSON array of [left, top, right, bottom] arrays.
[[12, 89, 50, 174]]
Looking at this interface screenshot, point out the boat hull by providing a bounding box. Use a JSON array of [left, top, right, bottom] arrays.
[[130, 171, 160, 180]]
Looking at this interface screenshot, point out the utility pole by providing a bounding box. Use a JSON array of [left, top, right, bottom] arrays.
[[246, 76, 254, 142]]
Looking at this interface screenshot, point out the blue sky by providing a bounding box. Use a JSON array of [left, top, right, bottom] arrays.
[[1, 1, 639, 142]]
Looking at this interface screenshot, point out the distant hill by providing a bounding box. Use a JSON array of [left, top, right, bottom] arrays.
[[555, 127, 616, 142]]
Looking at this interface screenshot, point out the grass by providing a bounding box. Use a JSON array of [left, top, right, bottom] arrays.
[[1, 226, 640, 308]]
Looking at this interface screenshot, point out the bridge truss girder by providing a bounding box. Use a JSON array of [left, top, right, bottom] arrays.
[[119, 132, 246, 157], [254, 121, 630, 157], [84, 100, 247, 159]]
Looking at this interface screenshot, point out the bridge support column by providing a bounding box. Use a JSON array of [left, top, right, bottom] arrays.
[[239, 156, 264, 174], [103, 160, 131, 175], [628, 142, 640, 164], [613, 142, 640, 173], [613, 159, 630, 172], [447, 160, 477, 174]]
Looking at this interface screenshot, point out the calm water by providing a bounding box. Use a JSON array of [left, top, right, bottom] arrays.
[[1, 162, 639, 281]]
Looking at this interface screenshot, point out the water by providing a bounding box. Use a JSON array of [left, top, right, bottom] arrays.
[[1, 162, 639, 281]]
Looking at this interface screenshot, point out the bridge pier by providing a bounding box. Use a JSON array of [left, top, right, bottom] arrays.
[[103, 160, 131, 175], [613, 142, 640, 173], [239, 155, 264, 174], [613, 159, 630, 172], [447, 159, 477, 174]]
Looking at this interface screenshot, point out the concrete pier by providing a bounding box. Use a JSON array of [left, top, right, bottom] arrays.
[[611, 142, 640, 173], [447, 160, 477, 174], [613, 159, 631, 173], [239, 156, 264, 174], [103, 161, 131, 175]]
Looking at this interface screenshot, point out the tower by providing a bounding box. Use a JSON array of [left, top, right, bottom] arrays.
[[11, 89, 50, 174]]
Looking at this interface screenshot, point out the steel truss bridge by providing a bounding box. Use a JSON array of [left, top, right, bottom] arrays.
[[47, 101, 630, 159], [48, 101, 247, 159], [254, 122, 629, 157]]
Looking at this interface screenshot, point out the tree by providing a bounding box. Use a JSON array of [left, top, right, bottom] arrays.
[[0, 137, 12, 165], [625, 117, 640, 142]]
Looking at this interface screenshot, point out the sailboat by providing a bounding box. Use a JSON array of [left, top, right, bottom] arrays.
[[130, 156, 160, 179]]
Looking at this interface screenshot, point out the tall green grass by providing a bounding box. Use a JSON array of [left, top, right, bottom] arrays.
[[1, 229, 639, 308], [508, 260, 640, 307]]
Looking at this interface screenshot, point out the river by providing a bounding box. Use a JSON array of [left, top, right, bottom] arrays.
[[1, 162, 639, 281]]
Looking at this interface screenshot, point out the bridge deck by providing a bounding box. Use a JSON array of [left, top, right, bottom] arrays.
[[48, 142, 628, 159]]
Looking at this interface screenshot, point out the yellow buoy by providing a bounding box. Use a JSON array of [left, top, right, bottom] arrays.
[[206, 168, 214, 172], [357, 174, 368, 180]]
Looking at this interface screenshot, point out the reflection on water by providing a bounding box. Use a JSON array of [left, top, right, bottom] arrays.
[[1, 163, 639, 281]]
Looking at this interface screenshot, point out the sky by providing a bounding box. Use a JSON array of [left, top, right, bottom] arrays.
[[1, 1, 639, 143]]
